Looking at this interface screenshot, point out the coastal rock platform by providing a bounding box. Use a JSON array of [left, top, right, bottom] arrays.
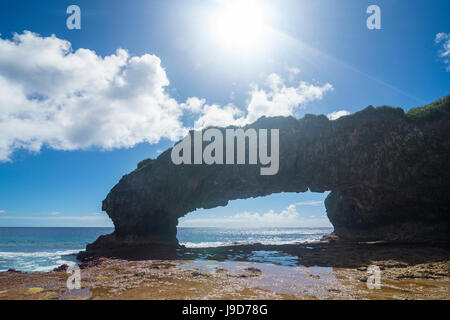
[[3, 242, 450, 300]]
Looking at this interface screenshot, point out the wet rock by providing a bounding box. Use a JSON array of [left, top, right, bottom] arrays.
[[7, 269, 21, 273], [53, 264, 69, 272], [244, 267, 262, 276]]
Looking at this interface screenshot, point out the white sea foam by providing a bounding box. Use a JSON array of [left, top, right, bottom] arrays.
[[0, 249, 82, 273], [215, 228, 329, 236], [181, 241, 233, 248], [0, 249, 82, 258], [181, 237, 321, 248]]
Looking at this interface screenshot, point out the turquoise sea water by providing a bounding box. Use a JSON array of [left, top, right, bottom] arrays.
[[0, 227, 332, 272], [0, 227, 113, 272]]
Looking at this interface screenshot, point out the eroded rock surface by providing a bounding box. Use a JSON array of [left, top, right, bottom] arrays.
[[82, 96, 450, 257]]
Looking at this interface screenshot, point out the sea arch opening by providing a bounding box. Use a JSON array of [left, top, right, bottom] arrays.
[[176, 191, 333, 249]]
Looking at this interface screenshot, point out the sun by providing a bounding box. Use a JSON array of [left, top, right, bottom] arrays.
[[210, 0, 270, 54]]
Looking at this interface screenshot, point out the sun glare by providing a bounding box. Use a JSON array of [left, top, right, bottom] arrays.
[[211, 0, 270, 53]]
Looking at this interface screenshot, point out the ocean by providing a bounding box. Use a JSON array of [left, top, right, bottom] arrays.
[[0, 227, 332, 272]]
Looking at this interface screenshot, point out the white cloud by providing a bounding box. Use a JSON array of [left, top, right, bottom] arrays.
[[0, 214, 113, 227], [294, 201, 322, 206], [435, 32, 450, 71], [245, 74, 333, 123], [50, 211, 61, 215], [179, 204, 332, 228], [0, 210, 5, 214], [193, 73, 333, 129], [194, 103, 244, 129], [181, 97, 206, 113], [0, 215, 111, 221], [327, 110, 350, 120], [0, 32, 334, 161], [0, 32, 186, 161], [287, 66, 301, 75], [287, 66, 301, 81]]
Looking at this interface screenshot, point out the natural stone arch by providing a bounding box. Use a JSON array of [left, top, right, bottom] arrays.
[[83, 96, 450, 258]]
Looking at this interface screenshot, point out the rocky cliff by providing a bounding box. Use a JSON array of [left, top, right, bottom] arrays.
[[82, 95, 450, 258]]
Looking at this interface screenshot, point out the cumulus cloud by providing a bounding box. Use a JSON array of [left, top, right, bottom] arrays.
[[194, 103, 244, 129], [286, 66, 301, 81], [0, 32, 334, 161], [287, 66, 301, 75], [179, 204, 332, 228], [435, 32, 450, 71], [0, 32, 185, 161], [327, 110, 350, 120], [181, 97, 206, 113], [294, 200, 322, 206], [193, 73, 333, 128], [233, 205, 301, 227], [244, 74, 333, 123]]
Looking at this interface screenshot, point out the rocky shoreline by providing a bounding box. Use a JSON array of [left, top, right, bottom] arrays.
[[1, 241, 449, 300]]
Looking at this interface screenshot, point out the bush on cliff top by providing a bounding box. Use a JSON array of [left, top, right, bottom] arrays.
[[406, 95, 450, 120]]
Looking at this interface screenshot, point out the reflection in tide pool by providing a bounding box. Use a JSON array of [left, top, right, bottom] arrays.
[[180, 259, 339, 297], [248, 250, 299, 266]]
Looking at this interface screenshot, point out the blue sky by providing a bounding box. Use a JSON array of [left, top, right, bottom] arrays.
[[0, 0, 448, 227]]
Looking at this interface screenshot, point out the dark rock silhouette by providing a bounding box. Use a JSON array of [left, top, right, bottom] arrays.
[[80, 95, 450, 259]]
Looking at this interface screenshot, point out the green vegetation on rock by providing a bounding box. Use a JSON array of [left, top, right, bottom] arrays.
[[407, 95, 450, 120]]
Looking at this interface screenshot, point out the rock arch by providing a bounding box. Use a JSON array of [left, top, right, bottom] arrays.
[[84, 96, 450, 257]]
